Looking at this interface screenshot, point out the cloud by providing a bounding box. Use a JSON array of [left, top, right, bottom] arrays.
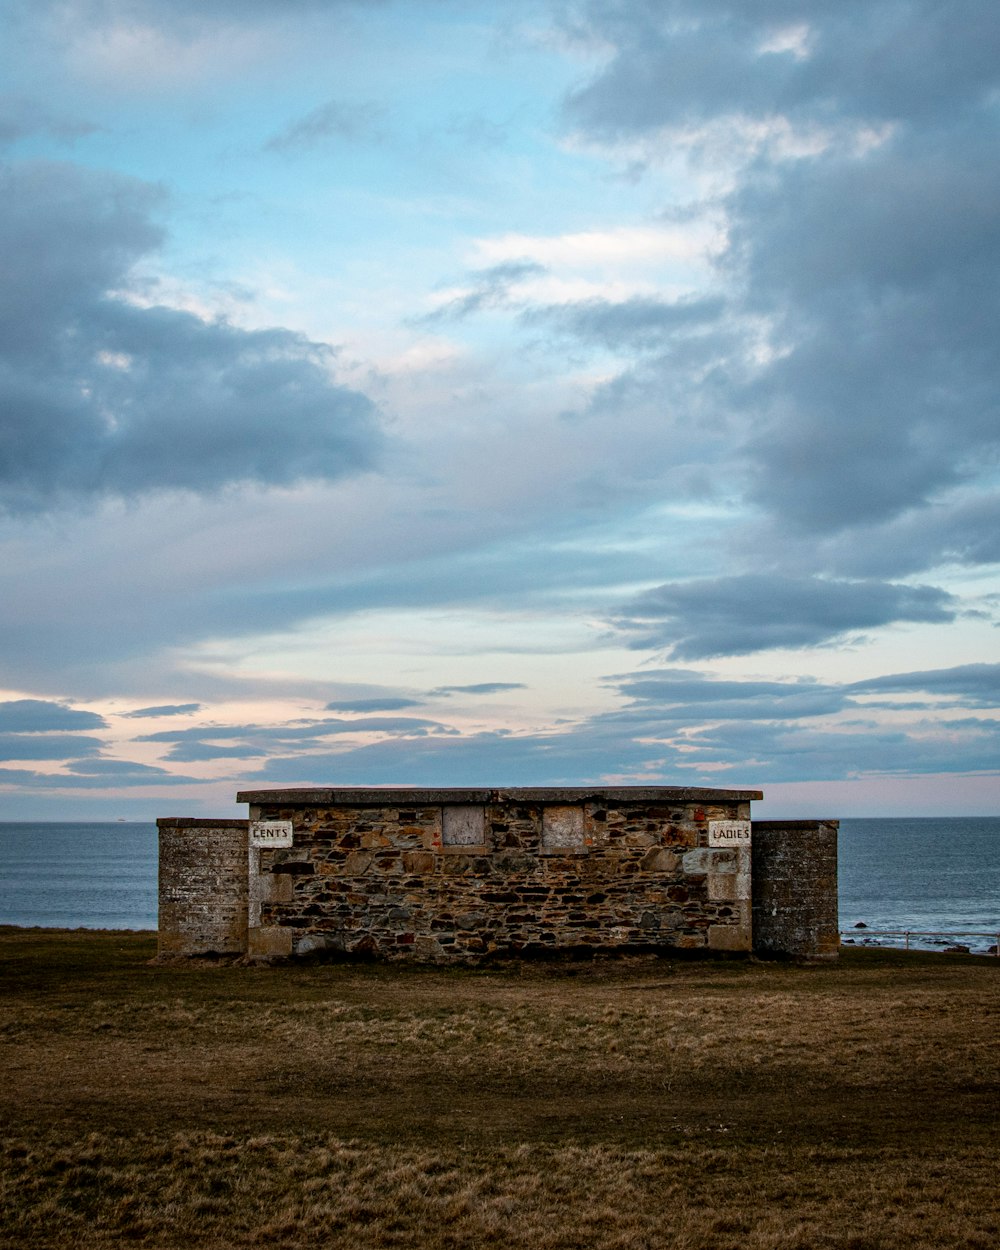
[[849, 663, 1000, 707], [0, 762, 202, 788], [228, 680, 1000, 788], [122, 703, 202, 718], [525, 294, 726, 352], [0, 734, 105, 761], [0, 699, 107, 731], [733, 134, 1000, 531], [554, 1, 1000, 562], [324, 697, 424, 712], [240, 725, 677, 788], [51, 0, 365, 22], [0, 95, 96, 147], [0, 160, 382, 512], [419, 261, 547, 324], [431, 683, 527, 696], [563, 3, 1000, 140], [154, 741, 267, 763], [264, 99, 384, 152], [615, 574, 956, 658], [64, 758, 178, 776], [739, 490, 1000, 581], [610, 669, 847, 720], [472, 225, 716, 269], [663, 717, 1000, 784], [136, 715, 458, 762]]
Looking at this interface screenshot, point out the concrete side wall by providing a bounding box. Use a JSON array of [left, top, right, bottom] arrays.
[[157, 819, 249, 956], [249, 797, 752, 961], [751, 820, 839, 960]]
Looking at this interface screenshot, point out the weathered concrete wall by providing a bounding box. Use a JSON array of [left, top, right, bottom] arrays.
[[751, 820, 839, 960], [235, 787, 759, 962], [157, 818, 249, 956]]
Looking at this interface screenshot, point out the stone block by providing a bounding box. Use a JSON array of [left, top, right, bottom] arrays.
[[541, 805, 586, 851], [682, 848, 729, 875], [248, 925, 294, 960], [402, 851, 436, 874], [343, 851, 376, 875], [707, 873, 739, 901], [707, 923, 751, 952], [258, 872, 295, 904], [442, 805, 488, 847], [640, 848, 680, 873]]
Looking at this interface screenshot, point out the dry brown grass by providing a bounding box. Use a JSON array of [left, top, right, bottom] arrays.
[[1, 928, 998, 1248]]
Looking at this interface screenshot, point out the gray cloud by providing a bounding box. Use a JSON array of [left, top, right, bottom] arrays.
[[137, 715, 458, 763], [0, 733, 105, 761], [64, 758, 179, 776], [0, 699, 107, 731], [264, 99, 385, 152], [136, 724, 270, 744], [615, 574, 956, 658], [105, 657, 1000, 789], [122, 703, 202, 718], [159, 741, 268, 763], [667, 718, 1000, 784], [431, 683, 527, 696], [262, 662, 1000, 789], [740, 491, 1000, 581], [0, 160, 382, 512], [419, 261, 547, 324], [241, 725, 676, 788], [849, 663, 1000, 706], [556, 1, 1000, 563], [0, 95, 96, 148], [734, 133, 1000, 531], [6, 0, 374, 28], [564, 2, 1000, 139], [0, 763, 202, 788], [525, 295, 725, 352], [610, 669, 848, 720], [324, 697, 424, 712]]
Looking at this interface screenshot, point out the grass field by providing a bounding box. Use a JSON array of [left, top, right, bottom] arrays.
[[1, 927, 998, 1249]]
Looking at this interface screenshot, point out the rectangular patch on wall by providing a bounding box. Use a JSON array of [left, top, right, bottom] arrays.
[[250, 820, 294, 848], [542, 805, 586, 849], [708, 820, 751, 847], [442, 805, 487, 846]]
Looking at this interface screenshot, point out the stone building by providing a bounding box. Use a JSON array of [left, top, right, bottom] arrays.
[[157, 786, 838, 963]]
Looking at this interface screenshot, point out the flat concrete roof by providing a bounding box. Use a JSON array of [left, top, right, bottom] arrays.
[[236, 786, 764, 805]]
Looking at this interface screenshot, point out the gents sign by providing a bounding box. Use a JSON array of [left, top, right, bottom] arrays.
[[250, 820, 294, 849], [708, 820, 752, 847]]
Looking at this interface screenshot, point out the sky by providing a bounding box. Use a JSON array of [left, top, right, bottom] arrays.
[[1, 0, 998, 821]]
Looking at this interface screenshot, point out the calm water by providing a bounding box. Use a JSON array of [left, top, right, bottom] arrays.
[[837, 817, 999, 952], [0, 822, 158, 930], [0, 818, 997, 950]]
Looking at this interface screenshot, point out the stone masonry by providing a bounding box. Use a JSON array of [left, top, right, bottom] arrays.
[[236, 786, 758, 961], [157, 788, 839, 962]]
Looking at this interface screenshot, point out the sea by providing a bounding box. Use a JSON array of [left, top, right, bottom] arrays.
[[0, 817, 997, 953]]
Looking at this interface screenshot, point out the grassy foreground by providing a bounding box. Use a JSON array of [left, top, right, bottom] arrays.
[[1, 928, 998, 1249]]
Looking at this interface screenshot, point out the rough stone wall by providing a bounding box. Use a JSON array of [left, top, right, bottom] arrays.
[[157, 818, 249, 956], [239, 790, 755, 962], [751, 820, 839, 960]]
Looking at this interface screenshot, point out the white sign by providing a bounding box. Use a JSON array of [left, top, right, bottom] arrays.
[[708, 820, 752, 847], [250, 820, 294, 849]]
